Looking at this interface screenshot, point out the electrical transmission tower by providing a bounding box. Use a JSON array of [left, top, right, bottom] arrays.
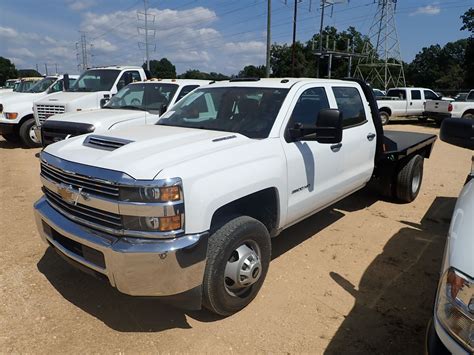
[[76, 32, 92, 72], [354, 0, 405, 90], [137, 0, 156, 71]]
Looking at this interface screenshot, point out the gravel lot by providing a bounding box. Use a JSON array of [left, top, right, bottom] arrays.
[[0, 121, 471, 354]]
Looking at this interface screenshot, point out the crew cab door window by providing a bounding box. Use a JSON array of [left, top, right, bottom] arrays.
[[288, 87, 330, 129], [176, 85, 199, 102], [411, 90, 422, 100], [332, 87, 367, 127], [467, 91, 474, 101], [424, 90, 439, 100], [387, 89, 406, 100]]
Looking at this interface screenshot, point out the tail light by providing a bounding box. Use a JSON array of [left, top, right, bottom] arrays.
[[448, 103, 453, 112]]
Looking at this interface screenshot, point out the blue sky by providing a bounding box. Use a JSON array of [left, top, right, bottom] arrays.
[[0, 0, 472, 75]]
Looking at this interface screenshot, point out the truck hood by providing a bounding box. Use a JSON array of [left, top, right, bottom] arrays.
[[37, 91, 108, 109], [47, 108, 145, 130], [0, 92, 44, 107], [44, 125, 250, 180], [447, 179, 474, 277]]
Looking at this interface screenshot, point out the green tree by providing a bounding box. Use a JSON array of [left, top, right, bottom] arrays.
[[178, 69, 229, 80], [18, 69, 41, 77], [144, 58, 176, 78], [461, 8, 474, 88], [0, 57, 18, 86], [238, 65, 266, 78]]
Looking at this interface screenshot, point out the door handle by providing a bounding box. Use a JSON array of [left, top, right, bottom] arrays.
[[410, 102, 413, 106], [367, 133, 376, 141], [330, 143, 342, 152]]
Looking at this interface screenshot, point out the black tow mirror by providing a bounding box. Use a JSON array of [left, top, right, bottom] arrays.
[[440, 118, 474, 150], [100, 97, 110, 108], [63, 73, 69, 91], [289, 109, 343, 144], [160, 104, 168, 116], [124, 72, 133, 86]]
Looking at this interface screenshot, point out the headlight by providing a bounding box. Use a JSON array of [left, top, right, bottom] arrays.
[[120, 178, 184, 235], [5, 112, 18, 119], [120, 185, 181, 202], [435, 267, 474, 352]]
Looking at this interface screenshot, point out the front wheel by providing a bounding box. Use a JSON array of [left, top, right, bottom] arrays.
[[19, 118, 41, 148], [462, 113, 474, 120], [379, 111, 390, 125], [202, 216, 271, 316]]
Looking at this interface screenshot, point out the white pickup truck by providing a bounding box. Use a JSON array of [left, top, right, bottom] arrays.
[[0, 79, 18, 94], [39, 79, 210, 146], [377, 87, 442, 125], [34, 78, 437, 315], [0, 75, 78, 147], [33, 66, 148, 141], [426, 118, 473, 355]]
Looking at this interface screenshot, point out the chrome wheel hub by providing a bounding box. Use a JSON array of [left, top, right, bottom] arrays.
[[224, 243, 261, 296], [29, 125, 39, 143]]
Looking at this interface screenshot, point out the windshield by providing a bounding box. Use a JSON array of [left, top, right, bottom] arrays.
[[4, 80, 16, 89], [157, 87, 289, 139], [69, 69, 120, 92], [105, 83, 179, 111], [14, 80, 39, 93], [27, 77, 57, 93]]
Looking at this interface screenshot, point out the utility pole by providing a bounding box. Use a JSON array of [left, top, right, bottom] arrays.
[[138, 0, 156, 71], [354, 0, 405, 90], [291, 0, 299, 76], [55, 63, 58, 74], [265, 0, 271, 78], [44, 63, 48, 76], [35, 63, 39, 74], [76, 32, 89, 72]]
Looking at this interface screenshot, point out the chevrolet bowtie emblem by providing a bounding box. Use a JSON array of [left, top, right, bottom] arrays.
[[57, 184, 88, 206]]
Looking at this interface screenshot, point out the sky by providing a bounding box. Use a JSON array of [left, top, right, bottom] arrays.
[[0, 0, 472, 76]]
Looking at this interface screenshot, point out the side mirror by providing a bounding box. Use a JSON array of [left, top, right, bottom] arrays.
[[289, 109, 343, 144], [63, 74, 70, 91], [100, 98, 109, 108], [160, 104, 168, 116], [124, 72, 133, 86], [440, 118, 474, 150]]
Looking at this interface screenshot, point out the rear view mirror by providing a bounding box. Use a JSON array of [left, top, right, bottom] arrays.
[[314, 109, 343, 144], [440, 118, 474, 150]]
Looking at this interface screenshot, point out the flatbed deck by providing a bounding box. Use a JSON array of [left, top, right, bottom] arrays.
[[382, 131, 437, 160]]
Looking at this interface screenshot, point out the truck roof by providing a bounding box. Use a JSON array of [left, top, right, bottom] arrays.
[[137, 78, 212, 85], [387, 87, 433, 91], [87, 66, 144, 71], [204, 78, 357, 89]]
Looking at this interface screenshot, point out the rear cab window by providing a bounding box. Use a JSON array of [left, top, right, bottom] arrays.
[[332, 87, 367, 128], [423, 90, 439, 100]]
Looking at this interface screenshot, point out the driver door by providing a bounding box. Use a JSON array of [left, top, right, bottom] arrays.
[[283, 85, 347, 225]]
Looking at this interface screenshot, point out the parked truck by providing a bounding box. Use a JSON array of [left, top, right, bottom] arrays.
[[377, 87, 442, 125], [0, 75, 78, 147], [34, 78, 437, 315], [39, 79, 210, 146], [33, 66, 148, 140], [424, 89, 474, 123]]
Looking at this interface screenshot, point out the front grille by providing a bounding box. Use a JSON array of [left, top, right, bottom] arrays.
[[41, 162, 119, 199], [83, 135, 133, 151], [44, 188, 122, 230], [36, 104, 66, 123], [41, 121, 95, 147]]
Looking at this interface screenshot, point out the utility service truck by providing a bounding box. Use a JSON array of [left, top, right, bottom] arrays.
[[0, 75, 78, 147], [33, 66, 148, 142], [39, 79, 210, 147], [34, 78, 437, 316]]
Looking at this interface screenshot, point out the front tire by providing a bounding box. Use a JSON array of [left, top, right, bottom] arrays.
[[462, 113, 474, 120], [395, 154, 424, 203], [202, 216, 271, 316], [379, 111, 390, 125], [19, 118, 41, 148]]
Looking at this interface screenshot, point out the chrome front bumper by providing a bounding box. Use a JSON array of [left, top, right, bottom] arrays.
[[34, 196, 208, 297]]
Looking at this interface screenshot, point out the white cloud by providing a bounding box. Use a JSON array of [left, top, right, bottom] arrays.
[[410, 5, 441, 16], [92, 38, 118, 53], [0, 26, 18, 39], [9, 47, 35, 58], [223, 41, 266, 55]]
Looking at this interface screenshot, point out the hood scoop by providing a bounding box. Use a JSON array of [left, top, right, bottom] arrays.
[[83, 135, 134, 151]]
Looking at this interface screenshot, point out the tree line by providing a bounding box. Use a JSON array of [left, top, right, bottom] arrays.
[[1, 8, 472, 91]]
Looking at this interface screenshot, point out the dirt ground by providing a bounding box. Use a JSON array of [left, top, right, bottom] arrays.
[[0, 120, 471, 354]]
